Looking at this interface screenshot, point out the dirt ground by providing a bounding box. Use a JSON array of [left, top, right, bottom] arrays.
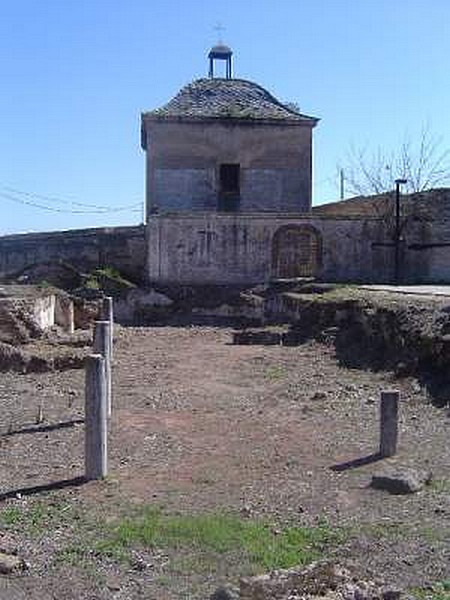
[[0, 323, 449, 599]]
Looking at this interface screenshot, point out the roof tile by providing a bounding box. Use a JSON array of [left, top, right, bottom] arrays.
[[143, 78, 318, 123]]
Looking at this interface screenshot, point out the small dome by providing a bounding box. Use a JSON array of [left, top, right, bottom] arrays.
[[208, 44, 233, 58]]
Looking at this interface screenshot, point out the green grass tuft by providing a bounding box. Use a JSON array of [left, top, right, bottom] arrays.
[[1, 503, 343, 574], [428, 478, 450, 494], [411, 580, 450, 600], [265, 365, 287, 381], [97, 509, 342, 570], [0, 501, 84, 537], [0, 506, 23, 527]]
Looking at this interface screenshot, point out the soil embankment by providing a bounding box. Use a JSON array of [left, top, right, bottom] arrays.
[[260, 286, 450, 406], [2, 278, 450, 408]]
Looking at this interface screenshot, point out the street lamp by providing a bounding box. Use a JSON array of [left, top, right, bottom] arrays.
[[394, 178, 407, 285]]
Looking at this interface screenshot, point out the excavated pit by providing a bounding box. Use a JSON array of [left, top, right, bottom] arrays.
[[0, 285, 92, 373], [112, 281, 450, 407], [248, 285, 450, 407], [1, 279, 450, 406]]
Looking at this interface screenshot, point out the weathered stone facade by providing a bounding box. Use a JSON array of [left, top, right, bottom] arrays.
[[141, 78, 318, 217], [143, 120, 314, 216], [0, 225, 146, 283], [314, 188, 450, 284], [0, 285, 74, 343], [147, 213, 390, 284], [1, 50, 449, 288], [0, 192, 449, 285]]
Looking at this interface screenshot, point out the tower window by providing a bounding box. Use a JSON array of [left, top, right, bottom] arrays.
[[220, 164, 240, 194]]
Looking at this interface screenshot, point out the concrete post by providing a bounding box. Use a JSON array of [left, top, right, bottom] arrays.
[[93, 320, 112, 417], [101, 296, 114, 360], [67, 301, 75, 335], [85, 354, 108, 480], [380, 390, 399, 458]]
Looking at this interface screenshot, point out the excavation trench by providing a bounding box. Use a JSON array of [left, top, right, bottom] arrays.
[[2, 281, 450, 409], [115, 282, 450, 407], [255, 287, 450, 407]]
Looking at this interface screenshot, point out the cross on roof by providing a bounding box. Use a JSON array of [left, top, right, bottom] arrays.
[[214, 22, 225, 42]]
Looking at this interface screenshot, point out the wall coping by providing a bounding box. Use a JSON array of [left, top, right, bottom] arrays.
[[0, 224, 145, 243], [150, 212, 384, 222]]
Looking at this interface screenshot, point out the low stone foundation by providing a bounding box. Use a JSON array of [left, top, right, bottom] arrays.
[[0, 285, 74, 344]]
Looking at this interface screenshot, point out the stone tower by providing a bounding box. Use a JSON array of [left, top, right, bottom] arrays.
[[141, 45, 318, 219]]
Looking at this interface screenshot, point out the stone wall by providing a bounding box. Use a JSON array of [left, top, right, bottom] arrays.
[[33, 294, 74, 333], [33, 294, 56, 330], [1, 190, 448, 288], [144, 120, 312, 216], [315, 188, 450, 283], [0, 285, 74, 343], [402, 190, 450, 283], [147, 213, 390, 284], [0, 225, 146, 283]]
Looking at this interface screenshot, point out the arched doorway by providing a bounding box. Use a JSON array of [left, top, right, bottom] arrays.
[[272, 224, 322, 279]]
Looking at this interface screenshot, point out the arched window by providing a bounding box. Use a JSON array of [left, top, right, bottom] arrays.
[[272, 225, 322, 279]]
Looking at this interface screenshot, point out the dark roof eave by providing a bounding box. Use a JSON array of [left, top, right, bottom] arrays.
[[141, 113, 319, 127]]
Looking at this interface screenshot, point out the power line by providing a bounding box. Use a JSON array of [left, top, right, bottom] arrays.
[[0, 184, 142, 212], [0, 191, 142, 214]]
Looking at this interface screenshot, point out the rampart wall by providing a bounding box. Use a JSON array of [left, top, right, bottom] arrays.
[[1, 188, 449, 286], [0, 225, 146, 283], [147, 213, 391, 284]]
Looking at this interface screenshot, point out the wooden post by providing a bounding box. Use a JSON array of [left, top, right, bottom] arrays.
[[85, 354, 108, 480], [380, 390, 399, 457], [93, 320, 112, 417], [101, 296, 114, 360]]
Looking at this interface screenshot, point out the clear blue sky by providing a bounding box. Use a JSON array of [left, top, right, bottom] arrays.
[[1, 0, 449, 234]]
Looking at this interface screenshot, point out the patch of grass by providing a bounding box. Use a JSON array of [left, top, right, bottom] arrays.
[[356, 521, 409, 540], [37, 280, 52, 289], [428, 478, 450, 494], [54, 545, 107, 584], [55, 544, 91, 567], [419, 525, 449, 544], [85, 275, 100, 290], [290, 286, 363, 305], [94, 267, 135, 287], [97, 508, 342, 570], [265, 365, 287, 381], [1, 503, 343, 578], [356, 520, 449, 546], [171, 552, 219, 575], [0, 501, 83, 537], [155, 575, 171, 587], [191, 474, 217, 486], [411, 580, 450, 600], [83, 266, 136, 293], [0, 506, 23, 527]]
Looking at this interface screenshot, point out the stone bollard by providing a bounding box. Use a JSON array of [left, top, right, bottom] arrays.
[[66, 301, 75, 335], [101, 296, 114, 361], [379, 390, 399, 458], [85, 354, 108, 480], [93, 321, 112, 417]]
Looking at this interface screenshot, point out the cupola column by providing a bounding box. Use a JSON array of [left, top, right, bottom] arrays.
[[208, 44, 233, 79]]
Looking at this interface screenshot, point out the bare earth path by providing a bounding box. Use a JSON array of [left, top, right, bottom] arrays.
[[0, 325, 449, 599]]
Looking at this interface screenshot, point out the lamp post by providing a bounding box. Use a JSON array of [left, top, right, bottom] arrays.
[[394, 178, 407, 285]]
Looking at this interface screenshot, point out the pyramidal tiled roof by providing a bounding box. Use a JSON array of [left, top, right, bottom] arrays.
[[143, 78, 318, 124]]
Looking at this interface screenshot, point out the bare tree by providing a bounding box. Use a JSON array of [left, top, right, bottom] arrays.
[[340, 125, 450, 197]]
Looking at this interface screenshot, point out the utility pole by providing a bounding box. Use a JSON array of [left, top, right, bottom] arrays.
[[394, 178, 407, 285], [340, 169, 345, 200]]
